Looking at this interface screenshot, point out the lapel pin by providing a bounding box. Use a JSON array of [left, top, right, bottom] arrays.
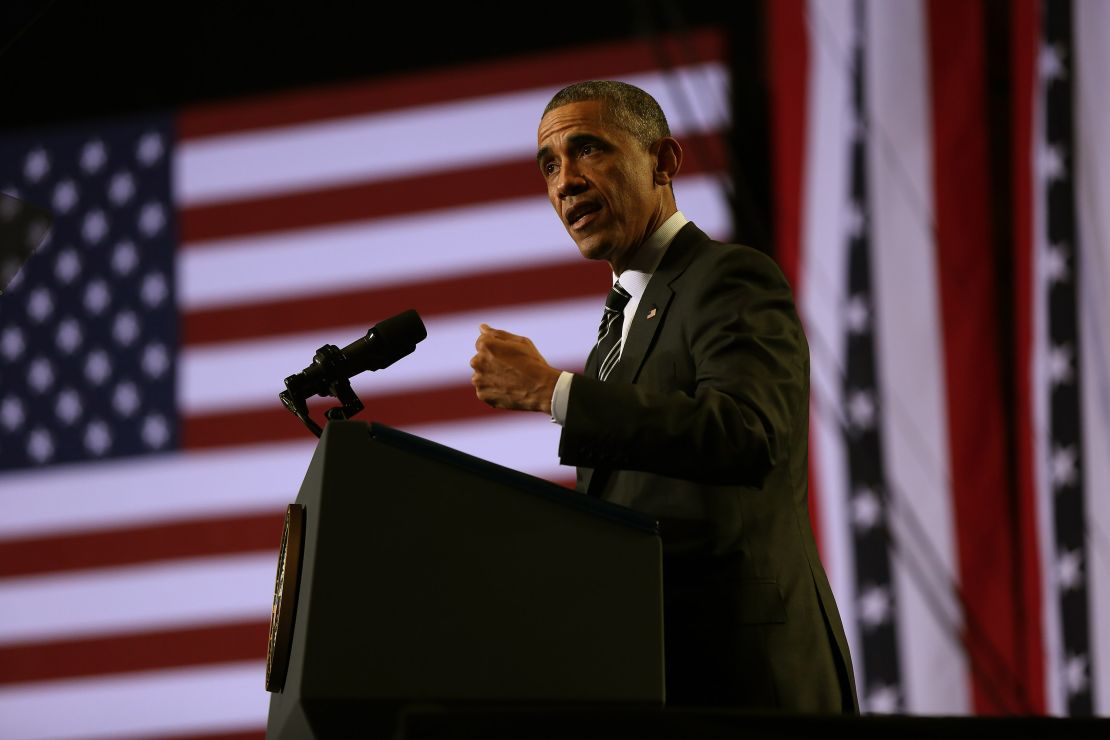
[[645, 307, 657, 320]]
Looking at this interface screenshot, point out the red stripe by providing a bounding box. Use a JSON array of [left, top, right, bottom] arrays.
[[0, 621, 267, 685], [766, 0, 823, 556], [185, 383, 512, 450], [179, 136, 727, 246], [927, 0, 1028, 714], [0, 513, 283, 577], [177, 30, 726, 139], [183, 260, 611, 347], [1010, 0, 1047, 714]]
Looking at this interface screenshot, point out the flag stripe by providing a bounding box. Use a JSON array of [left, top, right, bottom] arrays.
[[176, 175, 729, 312], [867, 0, 966, 712], [0, 415, 572, 542], [0, 661, 269, 740], [1009, 0, 1048, 714], [927, 0, 1028, 713], [1075, 0, 1110, 713], [0, 512, 283, 578], [175, 65, 728, 207], [798, 0, 859, 676], [182, 260, 610, 348], [179, 133, 729, 245], [767, 0, 826, 560], [177, 30, 727, 139], [0, 553, 275, 646], [0, 621, 267, 685]]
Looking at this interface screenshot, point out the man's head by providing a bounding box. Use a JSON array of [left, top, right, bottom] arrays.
[[537, 81, 682, 274]]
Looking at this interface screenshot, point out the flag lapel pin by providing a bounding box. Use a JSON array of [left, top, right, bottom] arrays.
[[645, 306, 657, 320]]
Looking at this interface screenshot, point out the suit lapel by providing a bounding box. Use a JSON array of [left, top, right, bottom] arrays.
[[606, 222, 703, 385]]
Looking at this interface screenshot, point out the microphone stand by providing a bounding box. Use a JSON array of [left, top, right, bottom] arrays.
[[279, 343, 365, 438]]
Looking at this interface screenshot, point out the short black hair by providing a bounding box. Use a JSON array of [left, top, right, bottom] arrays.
[[542, 80, 671, 149]]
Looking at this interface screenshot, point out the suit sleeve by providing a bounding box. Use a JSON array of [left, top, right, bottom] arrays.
[[558, 246, 807, 487]]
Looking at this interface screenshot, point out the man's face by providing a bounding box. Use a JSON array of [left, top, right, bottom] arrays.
[[536, 100, 666, 270]]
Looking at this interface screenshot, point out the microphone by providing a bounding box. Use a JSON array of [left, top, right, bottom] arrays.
[[283, 309, 427, 401]]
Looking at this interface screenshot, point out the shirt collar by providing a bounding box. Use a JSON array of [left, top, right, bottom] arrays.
[[614, 210, 688, 300]]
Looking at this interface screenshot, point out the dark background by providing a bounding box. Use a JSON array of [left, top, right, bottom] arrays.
[[0, 0, 774, 250]]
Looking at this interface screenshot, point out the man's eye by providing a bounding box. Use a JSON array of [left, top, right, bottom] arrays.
[[544, 162, 558, 175], [580, 144, 596, 155]]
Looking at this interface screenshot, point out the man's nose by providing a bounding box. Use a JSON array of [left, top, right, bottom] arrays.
[[556, 162, 587, 198]]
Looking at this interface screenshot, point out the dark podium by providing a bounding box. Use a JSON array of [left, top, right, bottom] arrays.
[[265, 420, 664, 740]]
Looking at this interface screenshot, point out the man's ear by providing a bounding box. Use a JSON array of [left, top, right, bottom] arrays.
[[652, 136, 683, 186]]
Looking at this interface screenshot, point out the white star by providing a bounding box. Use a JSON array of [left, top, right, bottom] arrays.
[[847, 389, 877, 430], [866, 683, 901, 714], [1064, 654, 1089, 696], [55, 317, 83, 354], [52, 179, 79, 214], [84, 419, 112, 456], [845, 202, 866, 241], [142, 413, 170, 449], [142, 342, 169, 379], [852, 486, 882, 530], [0, 396, 25, 431], [1057, 549, 1083, 591], [55, 388, 83, 425], [82, 209, 109, 245], [27, 427, 55, 463], [138, 202, 166, 236], [27, 357, 56, 393], [1043, 243, 1069, 283], [112, 381, 140, 417], [136, 132, 165, 166], [84, 279, 111, 315], [1039, 44, 1065, 83], [80, 139, 108, 174], [54, 248, 82, 284], [108, 171, 136, 205], [1, 326, 25, 360], [84, 349, 112, 386], [112, 310, 141, 347], [858, 585, 892, 629], [24, 148, 50, 183], [27, 287, 54, 323], [1047, 344, 1074, 385], [1037, 143, 1065, 183], [1051, 445, 1078, 489], [845, 294, 870, 334], [141, 272, 168, 307], [111, 240, 138, 276]]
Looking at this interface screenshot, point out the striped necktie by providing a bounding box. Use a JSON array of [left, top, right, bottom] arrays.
[[595, 280, 631, 381]]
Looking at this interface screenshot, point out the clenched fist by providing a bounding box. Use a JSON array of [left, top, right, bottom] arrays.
[[470, 324, 562, 414]]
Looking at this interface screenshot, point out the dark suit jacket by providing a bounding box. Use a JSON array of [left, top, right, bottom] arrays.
[[559, 222, 858, 713]]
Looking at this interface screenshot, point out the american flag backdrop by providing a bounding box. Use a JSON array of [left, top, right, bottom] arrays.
[[769, 0, 1109, 717], [0, 32, 732, 738]]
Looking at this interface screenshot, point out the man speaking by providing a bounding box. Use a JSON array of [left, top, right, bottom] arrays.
[[469, 80, 858, 713]]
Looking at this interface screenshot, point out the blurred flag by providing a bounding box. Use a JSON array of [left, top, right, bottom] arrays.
[[0, 31, 732, 739], [769, 0, 1108, 717]]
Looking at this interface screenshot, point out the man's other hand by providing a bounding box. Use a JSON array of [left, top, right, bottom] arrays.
[[470, 324, 561, 414]]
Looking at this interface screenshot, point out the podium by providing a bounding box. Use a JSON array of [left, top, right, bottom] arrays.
[[265, 421, 664, 739]]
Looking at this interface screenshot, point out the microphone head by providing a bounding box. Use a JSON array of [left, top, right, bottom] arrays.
[[371, 308, 427, 347]]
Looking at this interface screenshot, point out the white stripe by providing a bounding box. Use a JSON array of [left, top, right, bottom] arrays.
[[0, 415, 568, 541], [176, 65, 730, 206], [0, 553, 274, 645], [0, 661, 267, 740], [800, 0, 859, 682], [867, 0, 966, 714], [1075, 0, 1110, 714], [178, 175, 731, 311], [181, 295, 601, 414]]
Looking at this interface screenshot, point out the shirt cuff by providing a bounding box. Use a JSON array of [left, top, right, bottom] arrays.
[[550, 371, 573, 425]]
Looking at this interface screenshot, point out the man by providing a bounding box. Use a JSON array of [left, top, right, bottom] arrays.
[[469, 80, 857, 713]]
